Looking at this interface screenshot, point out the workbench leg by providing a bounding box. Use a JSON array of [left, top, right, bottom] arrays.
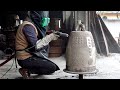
[[79, 74, 83, 79]]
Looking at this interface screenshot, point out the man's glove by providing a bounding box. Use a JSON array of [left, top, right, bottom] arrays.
[[36, 33, 60, 50]]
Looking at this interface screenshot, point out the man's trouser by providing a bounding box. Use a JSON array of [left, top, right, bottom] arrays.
[[17, 56, 60, 75]]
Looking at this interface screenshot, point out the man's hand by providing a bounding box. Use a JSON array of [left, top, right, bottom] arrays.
[[52, 32, 60, 40], [36, 32, 60, 50], [36, 31, 68, 50]]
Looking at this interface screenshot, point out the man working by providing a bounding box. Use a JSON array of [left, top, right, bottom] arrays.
[[15, 11, 60, 79]]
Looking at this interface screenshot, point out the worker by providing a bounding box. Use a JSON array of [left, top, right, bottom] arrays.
[[15, 11, 60, 79]]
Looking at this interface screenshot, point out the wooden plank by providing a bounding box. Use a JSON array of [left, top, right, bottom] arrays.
[[90, 11, 109, 56], [98, 15, 120, 53]]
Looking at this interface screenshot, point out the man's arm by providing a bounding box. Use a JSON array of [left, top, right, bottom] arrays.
[[23, 24, 60, 51], [23, 24, 38, 46], [23, 24, 38, 51]]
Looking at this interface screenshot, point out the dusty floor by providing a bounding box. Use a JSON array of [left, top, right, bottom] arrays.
[[1, 53, 120, 79]]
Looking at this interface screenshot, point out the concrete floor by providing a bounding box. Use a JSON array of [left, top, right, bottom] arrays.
[[0, 55, 79, 79], [1, 53, 120, 79]]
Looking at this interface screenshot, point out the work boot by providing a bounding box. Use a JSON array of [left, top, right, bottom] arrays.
[[19, 68, 32, 79]]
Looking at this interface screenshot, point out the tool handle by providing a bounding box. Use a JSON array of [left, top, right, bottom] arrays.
[[56, 32, 69, 37]]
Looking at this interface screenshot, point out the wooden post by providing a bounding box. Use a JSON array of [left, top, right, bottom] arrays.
[[79, 74, 83, 79]]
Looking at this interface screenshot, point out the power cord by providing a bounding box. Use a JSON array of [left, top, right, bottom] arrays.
[[0, 58, 15, 79]]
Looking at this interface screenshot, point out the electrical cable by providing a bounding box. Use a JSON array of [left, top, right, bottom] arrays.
[[0, 58, 14, 79]]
